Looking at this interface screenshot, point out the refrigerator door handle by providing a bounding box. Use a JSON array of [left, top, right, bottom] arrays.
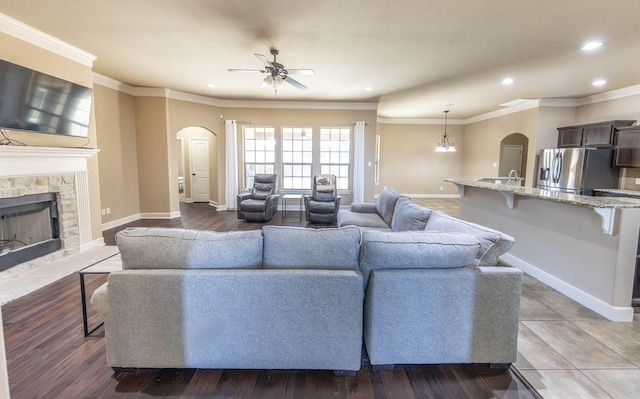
[[555, 152, 563, 183]]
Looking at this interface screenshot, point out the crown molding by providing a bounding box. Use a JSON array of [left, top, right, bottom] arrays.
[[218, 99, 378, 111], [376, 117, 465, 125], [0, 13, 96, 66], [465, 100, 541, 124], [539, 98, 580, 107], [92, 72, 136, 95], [577, 84, 640, 106], [167, 90, 226, 107], [91, 74, 378, 111]]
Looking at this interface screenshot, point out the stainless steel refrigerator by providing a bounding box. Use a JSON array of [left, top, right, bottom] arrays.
[[536, 148, 619, 195]]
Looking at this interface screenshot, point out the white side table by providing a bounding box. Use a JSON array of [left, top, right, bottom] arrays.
[[282, 194, 303, 222]]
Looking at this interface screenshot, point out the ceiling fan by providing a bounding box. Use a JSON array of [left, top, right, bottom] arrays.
[[228, 48, 315, 92]]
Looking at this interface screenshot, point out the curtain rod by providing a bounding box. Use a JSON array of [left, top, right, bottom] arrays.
[[224, 120, 253, 125]]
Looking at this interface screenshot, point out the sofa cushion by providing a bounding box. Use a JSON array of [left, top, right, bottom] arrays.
[[359, 230, 480, 287], [424, 211, 515, 266], [262, 226, 360, 270], [338, 209, 391, 229], [391, 198, 432, 232], [116, 227, 263, 269], [375, 188, 404, 226]]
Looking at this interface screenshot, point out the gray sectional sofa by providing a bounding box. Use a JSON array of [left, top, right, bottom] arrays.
[[92, 191, 522, 372]]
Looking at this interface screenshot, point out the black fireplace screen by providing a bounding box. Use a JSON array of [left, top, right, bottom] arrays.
[[0, 193, 61, 272]]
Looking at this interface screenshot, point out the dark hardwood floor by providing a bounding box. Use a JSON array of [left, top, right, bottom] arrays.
[[3, 202, 540, 398]]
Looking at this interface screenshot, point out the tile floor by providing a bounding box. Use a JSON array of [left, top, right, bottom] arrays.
[[414, 197, 640, 399], [3, 198, 640, 398]]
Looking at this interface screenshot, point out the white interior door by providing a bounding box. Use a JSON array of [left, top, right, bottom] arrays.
[[190, 138, 210, 202], [500, 145, 523, 177]]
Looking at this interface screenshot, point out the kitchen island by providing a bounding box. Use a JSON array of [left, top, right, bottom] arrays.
[[445, 178, 640, 322]]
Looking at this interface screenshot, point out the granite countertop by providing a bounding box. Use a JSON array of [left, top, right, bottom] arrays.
[[593, 188, 640, 198], [444, 178, 640, 209]]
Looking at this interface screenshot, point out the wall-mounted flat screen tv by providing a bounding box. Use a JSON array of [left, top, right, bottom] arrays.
[[0, 59, 92, 138]]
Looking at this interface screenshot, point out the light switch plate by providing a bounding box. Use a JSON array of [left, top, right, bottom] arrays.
[[636, 178, 640, 185]]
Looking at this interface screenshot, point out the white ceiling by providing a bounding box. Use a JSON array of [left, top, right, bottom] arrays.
[[3, 0, 640, 119]]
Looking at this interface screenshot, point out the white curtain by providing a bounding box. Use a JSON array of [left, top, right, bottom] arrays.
[[353, 121, 366, 203], [225, 120, 239, 210]]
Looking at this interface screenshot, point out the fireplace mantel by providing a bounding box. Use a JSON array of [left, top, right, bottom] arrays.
[[0, 146, 99, 177]]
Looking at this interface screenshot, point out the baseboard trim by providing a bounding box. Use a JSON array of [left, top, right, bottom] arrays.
[[208, 200, 218, 207], [500, 253, 634, 322], [140, 211, 181, 219], [79, 237, 105, 252], [101, 214, 141, 231]]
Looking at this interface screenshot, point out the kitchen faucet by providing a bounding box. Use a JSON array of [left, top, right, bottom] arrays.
[[507, 169, 519, 185]]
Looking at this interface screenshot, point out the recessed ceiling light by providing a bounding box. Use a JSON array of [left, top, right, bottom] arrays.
[[582, 41, 603, 51], [592, 79, 607, 86], [501, 77, 514, 85], [207, 83, 217, 88], [364, 87, 373, 91]]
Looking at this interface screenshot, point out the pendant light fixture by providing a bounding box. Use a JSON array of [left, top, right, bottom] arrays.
[[435, 110, 456, 152]]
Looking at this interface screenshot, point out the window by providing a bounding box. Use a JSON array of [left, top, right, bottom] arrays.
[[282, 127, 313, 190], [320, 127, 351, 190], [243, 126, 275, 189]]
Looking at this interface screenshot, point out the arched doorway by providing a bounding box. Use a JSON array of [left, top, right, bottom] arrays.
[[176, 126, 218, 204], [499, 133, 529, 182]]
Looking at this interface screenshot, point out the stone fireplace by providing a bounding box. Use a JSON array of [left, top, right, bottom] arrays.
[[0, 146, 98, 279]]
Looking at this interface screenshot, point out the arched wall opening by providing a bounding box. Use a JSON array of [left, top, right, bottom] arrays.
[[499, 133, 529, 182], [176, 126, 218, 205]]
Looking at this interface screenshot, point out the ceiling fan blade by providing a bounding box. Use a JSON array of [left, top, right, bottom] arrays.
[[254, 53, 274, 68], [227, 68, 266, 73], [285, 69, 315, 75], [283, 76, 308, 90]]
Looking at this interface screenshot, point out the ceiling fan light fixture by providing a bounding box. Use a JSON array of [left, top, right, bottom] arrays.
[[435, 110, 456, 153]]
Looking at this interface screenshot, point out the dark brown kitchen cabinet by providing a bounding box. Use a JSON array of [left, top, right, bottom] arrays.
[[614, 125, 640, 167], [557, 127, 583, 147], [557, 120, 636, 148]]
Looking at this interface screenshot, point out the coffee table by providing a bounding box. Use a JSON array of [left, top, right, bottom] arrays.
[[78, 257, 121, 336]]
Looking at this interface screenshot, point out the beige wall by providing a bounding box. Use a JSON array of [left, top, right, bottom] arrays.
[[463, 108, 539, 186], [376, 122, 463, 196], [134, 96, 171, 215], [93, 84, 140, 225], [0, 32, 103, 242]]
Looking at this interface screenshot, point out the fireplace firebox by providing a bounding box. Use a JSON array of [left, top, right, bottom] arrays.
[[0, 193, 61, 272]]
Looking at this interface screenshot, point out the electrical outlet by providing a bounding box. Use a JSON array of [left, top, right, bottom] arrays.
[[440, 186, 443, 191], [492, 162, 498, 168], [636, 178, 640, 185], [101, 209, 106, 216], [106, 207, 111, 215]]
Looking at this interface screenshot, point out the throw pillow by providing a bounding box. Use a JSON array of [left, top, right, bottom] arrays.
[[375, 188, 404, 227], [391, 198, 432, 231], [424, 211, 515, 265]]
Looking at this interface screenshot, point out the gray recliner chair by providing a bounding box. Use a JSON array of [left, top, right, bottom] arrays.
[[237, 174, 279, 222], [304, 174, 341, 224]]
